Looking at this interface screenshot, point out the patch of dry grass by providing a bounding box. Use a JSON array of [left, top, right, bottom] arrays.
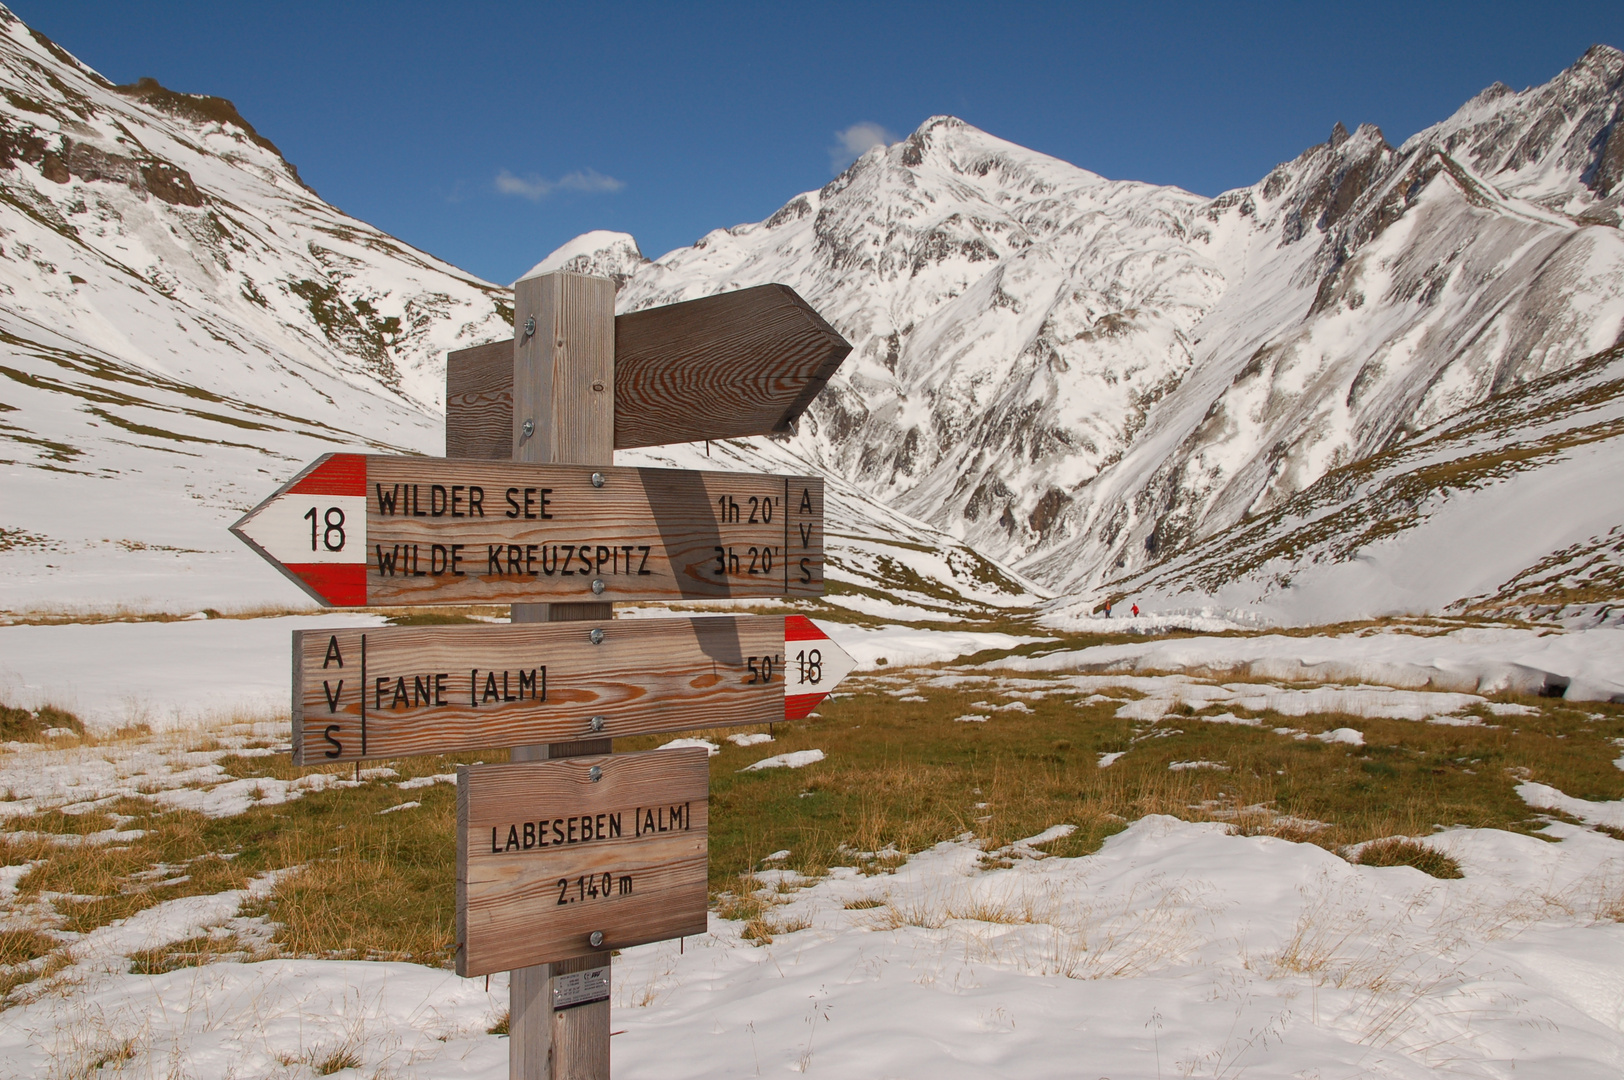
[[0, 742, 484, 992], [609, 679, 1624, 897], [127, 930, 270, 975], [1353, 837, 1464, 879], [3, 663, 1619, 990]]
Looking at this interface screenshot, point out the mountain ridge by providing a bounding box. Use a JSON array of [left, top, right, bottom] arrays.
[[552, 50, 1624, 621], [2, 3, 1621, 625], [0, 5, 1034, 615]]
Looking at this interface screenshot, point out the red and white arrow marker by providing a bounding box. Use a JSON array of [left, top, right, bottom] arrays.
[[784, 615, 857, 719], [231, 454, 369, 606]]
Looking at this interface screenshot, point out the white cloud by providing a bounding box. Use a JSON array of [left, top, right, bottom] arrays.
[[829, 121, 897, 171], [495, 168, 625, 200]]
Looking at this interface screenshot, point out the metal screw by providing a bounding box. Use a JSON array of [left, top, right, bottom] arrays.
[[588, 765, 602, 783], [590, 472, 605, 488], [589, 931, 604, 948], [589, 627, 605, 644], [523, 316, 535, 338], [591, 578, 606, 595], [520, 418, 534, 441], [589, 716, 605, 733]]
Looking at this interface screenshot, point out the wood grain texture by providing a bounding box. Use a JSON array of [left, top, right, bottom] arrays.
[[445, 283, 851, 454], [456, 749, 709, 977], [445, 339, 511, 460], [358, 457, 823, 605], [550, 956, 610, 1080], [289, 617, 788, 764], [613, 284, 850, 448], [510, 964, 550, 1079], [514, 274, 615, 465], [510, 271, 617, 1080]]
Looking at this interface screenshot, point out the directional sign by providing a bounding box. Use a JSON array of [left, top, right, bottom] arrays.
[[291, 614, 856, 764], [446, 284, 852, 459], [232, 454, 823, 607], [784, 615, 852, 720], [456, 748, 709, 977]]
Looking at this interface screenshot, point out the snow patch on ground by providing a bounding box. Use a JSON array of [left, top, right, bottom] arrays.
[[1002, 625, 1624, 702], [1519, 781, 1624, 831], [816, 623, 1048, 670], [397, 773, 457, 790], [1317, 727, 1366, 746], [739, 749, 825, 771], [657, 738, 719, 757], [725, 733, 773, 747], [0, 724, 363, 819], [0, 615, 391, 728]]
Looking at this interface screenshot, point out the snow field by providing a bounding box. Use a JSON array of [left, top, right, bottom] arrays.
[[612, 818, 1624, 1079], [13, 817, 1624, 1076], [1, 618, 1623, 1076], [1010, 622, 1624, 701]]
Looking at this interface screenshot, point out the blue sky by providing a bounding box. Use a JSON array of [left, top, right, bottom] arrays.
[[19, 1, 1624, 285]]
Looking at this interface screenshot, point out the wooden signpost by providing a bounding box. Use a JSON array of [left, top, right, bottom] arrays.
[[291, 614, 856, 763], [231, 456, 824, 607], [238, 271, 853, 1080], [456, 748, 710, 977]]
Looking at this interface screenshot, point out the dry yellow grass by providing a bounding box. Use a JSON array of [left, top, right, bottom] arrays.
[[1, 665, 1619, 992]]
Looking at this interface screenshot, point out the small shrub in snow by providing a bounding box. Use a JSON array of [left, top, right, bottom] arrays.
[[0, 702, 83, 742], [1353, 838, 1463, 879]]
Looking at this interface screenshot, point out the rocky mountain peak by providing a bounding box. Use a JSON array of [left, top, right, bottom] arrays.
[[1573, 42, 1624, 82], [111, 75, 309, 189], [605, 45, 1624, 611], [1402, 41, 1624, 213], [524, 230, 648, 289]]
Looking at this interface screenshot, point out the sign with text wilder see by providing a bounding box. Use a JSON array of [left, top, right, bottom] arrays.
[[456, 748, 708, 977], [292, 614, 855, 764], [231, 454, 823, 607]]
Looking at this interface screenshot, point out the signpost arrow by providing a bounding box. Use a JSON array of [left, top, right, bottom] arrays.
[[232, 454, 823, 607], [292, 614, 856, 763], [446, 283, 851, 459]]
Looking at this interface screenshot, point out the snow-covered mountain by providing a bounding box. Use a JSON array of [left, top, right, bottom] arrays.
[[559, 45, 1624, 621], [0, 9, 1036, 615], [1049, 340, 1624, 626], [4, 0, 1621, 625]]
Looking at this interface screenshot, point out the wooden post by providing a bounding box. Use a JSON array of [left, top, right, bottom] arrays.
[[509, 271, 616, 1080]]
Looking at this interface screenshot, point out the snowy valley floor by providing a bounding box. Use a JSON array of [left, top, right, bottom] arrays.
[[2, 615, 1624, 1077]]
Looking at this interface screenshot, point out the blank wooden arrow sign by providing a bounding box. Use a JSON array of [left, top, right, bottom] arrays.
[[446, 283, 852, 458], [292, 614, 856, 763], [232, 454, 823, 607]]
